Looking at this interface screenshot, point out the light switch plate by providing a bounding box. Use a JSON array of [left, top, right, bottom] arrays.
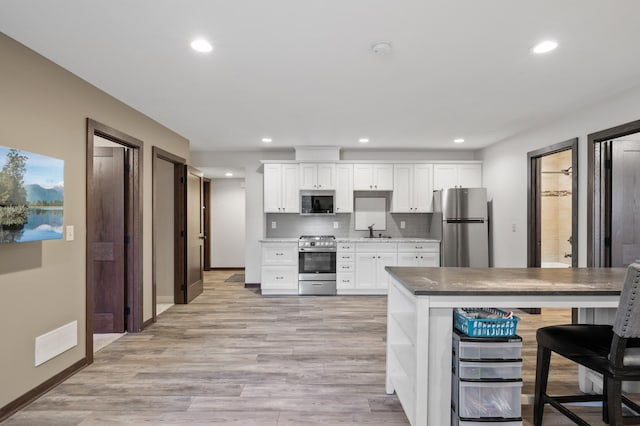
[[333, 221, 339, 229], [400, 221, 406, 229], [271, 221, 277, 229], [66, 225, 74, 241]]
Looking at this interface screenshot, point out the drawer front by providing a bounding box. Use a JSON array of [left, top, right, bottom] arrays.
[[458, 381, 522, 419], [458, 341, 522, 360], [262, 243, 297, 265], [355, 242, 397, 253], [397, 242, 439, 253], [338, 242, 355, 252], [261, 266, 297, 289], [337, 272, 355, 289], [458, 361, 522, 380], [337, 252, 355, 262], [337, 262, 354, 273]]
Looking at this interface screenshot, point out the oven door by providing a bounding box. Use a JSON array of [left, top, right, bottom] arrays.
[[298, 251, 336, 280]]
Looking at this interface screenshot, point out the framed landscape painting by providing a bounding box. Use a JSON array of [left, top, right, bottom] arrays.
[[0, 146, 64, 243]]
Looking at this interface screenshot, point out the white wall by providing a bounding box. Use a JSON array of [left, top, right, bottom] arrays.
[[480, 84, 640, 267], [155, 158, 175, 303], [210, 178, 246, 268]]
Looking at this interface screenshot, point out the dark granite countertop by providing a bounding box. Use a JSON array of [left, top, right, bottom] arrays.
[[385, 266, 628, 296]]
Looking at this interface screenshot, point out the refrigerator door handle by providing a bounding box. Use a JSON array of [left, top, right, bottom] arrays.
[[445, 219, 485, 224]]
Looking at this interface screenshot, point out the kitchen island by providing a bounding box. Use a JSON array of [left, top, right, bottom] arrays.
[[384, 266, 627, 426]]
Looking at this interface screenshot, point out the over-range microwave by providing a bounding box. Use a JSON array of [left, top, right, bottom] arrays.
[[301, 191, 335, 215]]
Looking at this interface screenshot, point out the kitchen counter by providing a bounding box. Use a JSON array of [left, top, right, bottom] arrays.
[[259, 238, 299, 242], [384, 266, 627, 426], [338, 237, 440, 243], [386, 266, 625, 296]]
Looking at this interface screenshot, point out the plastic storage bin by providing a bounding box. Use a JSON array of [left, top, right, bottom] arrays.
[[458, 361, 523, 380], [454, 308, 519, 337], [457, 340, 522, 360], [458, 380, 522, 418]]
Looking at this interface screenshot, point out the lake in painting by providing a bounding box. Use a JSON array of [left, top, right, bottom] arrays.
[[0, 146, 64, 243]]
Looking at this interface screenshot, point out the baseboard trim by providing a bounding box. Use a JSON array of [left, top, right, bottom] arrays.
[[0, 357, 87, 422], [141, 318, 154, 330], [244, 283, 260, 289], [210, 267, 246, 271]]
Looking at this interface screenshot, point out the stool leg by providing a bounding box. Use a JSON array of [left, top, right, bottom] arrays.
[[603, 376, 609, 423], [606, 378, 623, 426], [534, 344, 551, 426]]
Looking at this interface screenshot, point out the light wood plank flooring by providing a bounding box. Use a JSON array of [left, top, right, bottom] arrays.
[[4, 270, 615, 425]]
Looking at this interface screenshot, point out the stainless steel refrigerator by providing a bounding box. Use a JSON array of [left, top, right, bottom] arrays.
[[431, 188, 489, 267]]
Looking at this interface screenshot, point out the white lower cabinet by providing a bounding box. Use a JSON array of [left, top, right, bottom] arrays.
[[397, 242, 440, 267], [261, 242, 298, 295], [353, 242, 398, 294]]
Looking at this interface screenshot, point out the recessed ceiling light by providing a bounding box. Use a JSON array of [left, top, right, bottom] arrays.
[[359, 138, 370, 143], [190, 38, 213, 53], [532, 40, 558, 54], [454, 138, 465, 144], [225, 172, 233, 177], [261, 137, 272, 143]]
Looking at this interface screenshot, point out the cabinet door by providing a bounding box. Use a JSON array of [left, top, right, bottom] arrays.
[[458, 164, 482, 188], [419, 252, 440, 267], [335, 164, 353, 213], [374, 164, 394, 190], [281, 164, 300, 212], [316, 163, 336, 189], [299, 163, 317, 190], [397, 252, 421, 267], [376, 252, 397, 289], [392, 164, 412, 213], [433, 164, 458, 190], [355, 253, 377, 289], [413, 163, 433, 212], [263, 164, 282, 212], [353, 164, 373, 190]]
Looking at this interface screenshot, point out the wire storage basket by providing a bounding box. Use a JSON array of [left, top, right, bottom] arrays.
[[454, 308, 520, 338]]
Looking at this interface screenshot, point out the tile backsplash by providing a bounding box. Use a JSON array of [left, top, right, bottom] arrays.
[[266, 192, 434, 238]]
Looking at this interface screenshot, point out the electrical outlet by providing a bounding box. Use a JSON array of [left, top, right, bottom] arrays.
[[66, 225, 74, 241], [333, 221, 339, 229], [400, 221, 406, 229], [271, 221, 277, 229]]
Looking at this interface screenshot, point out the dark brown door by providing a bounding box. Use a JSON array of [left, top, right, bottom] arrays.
[[186, 166, 204, 302], [92, 147, 126, 333], [611, 140, 640, 266]]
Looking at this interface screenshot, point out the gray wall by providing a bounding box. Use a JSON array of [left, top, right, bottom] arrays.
[[0, 33, 190, 408], [155, 158, 175, 303]]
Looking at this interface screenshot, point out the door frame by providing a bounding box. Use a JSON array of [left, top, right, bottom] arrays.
[[151, 146, 186, 319], [527, 138, 578, 268], [86, 118, 143, 363], [203, 178, 211, 271], [588, 118, 640, 267]]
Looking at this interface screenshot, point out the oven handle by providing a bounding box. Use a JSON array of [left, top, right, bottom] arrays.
[[298, 248, 337, 252]]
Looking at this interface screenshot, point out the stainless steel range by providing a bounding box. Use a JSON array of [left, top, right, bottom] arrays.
[[298, 235, 337, 295]]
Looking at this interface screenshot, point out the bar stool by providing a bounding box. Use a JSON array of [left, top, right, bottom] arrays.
[[534, 263, 640, 425]]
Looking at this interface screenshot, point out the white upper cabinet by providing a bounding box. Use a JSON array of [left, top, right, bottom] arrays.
[[335, 164, 353, 213], [264, 163, 300, 213], [433, 163, 482, 190], [299, 163, 336, 190], [353, 164, 393, 191], [392, 164, 433, 213]]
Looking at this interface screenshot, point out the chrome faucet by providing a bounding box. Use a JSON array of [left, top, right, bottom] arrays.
[[368, 224, 375, 238]]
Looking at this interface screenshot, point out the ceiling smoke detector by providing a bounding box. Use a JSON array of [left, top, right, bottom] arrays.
[[371, 42, 392, 56]]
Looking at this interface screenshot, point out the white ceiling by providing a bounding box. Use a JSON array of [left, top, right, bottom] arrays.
[[2, 1, 640, 152]]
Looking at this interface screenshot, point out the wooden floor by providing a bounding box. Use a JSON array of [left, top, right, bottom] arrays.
[[4, 270, 614, 425]]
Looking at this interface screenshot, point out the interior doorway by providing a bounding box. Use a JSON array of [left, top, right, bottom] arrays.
[[528, 139, 579, 268], [588, 119, 640, 267], [86, 119, 143, 363], [152, 147, 186, 319]]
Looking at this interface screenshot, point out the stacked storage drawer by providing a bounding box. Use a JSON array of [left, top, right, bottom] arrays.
[[336, 242, 355, 290], [451, 330, 523, 426]]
